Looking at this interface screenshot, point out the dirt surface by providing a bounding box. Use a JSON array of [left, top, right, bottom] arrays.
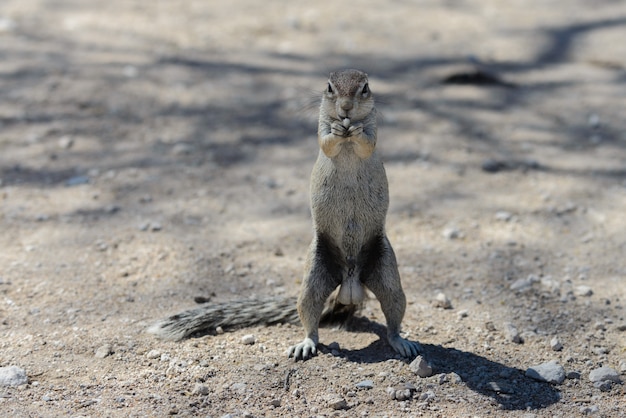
[[1, 0, 626, 416]]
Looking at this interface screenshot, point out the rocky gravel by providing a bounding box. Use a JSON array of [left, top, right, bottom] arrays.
[[1, 0, 626, 417]]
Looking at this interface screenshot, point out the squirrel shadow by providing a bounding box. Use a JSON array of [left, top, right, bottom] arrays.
[[331, 317, 561, 411]]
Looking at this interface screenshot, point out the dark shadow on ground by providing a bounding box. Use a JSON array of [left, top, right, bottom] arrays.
[[337, 319, 561, 411]]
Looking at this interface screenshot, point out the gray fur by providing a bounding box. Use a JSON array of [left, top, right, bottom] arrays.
[[287, 69, 421, 361]]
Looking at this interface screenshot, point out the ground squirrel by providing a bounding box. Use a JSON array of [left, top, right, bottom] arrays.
[[149, 69, 420, 361]]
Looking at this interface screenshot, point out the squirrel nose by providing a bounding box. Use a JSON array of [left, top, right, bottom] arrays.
[[339, 99, 353, 111]]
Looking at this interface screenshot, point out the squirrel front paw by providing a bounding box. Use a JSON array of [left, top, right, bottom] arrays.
[[330, 120, 348, 137], [347, 122, 363, 138]]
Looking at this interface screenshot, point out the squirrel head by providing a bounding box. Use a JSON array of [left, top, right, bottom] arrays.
[[322, 69, 374, 121]]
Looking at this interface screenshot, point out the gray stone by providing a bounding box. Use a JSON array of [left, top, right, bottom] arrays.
[[593, 380, 613, 391], [580, 405, 600, 415], [409, 355, 433, 378], [433, 292, 452, 309], [442, 226, 463, 240], [146, 349, 161, 359], [495, 211, 513, 222], [525, 360, 565, 384], [503, 322, 523, 344], [355, 380, 374, 389], [418, 390, 436, 402], [394, 388, 412, 401], [0, 366, 28, 387], [510, 275, 539, 291], [95, 344, 113, 358], [566, 371, 581, 380], [192, 383, 209, 395], [574, 285, 593, 297], [550, 336, 563, 351], [241, 334, 256, 345], [269, 398, 281, 407], [448, 372, 463, 384], [328, 397, 348, 410], [65, 175, 90, 187], [588, 366, 621, 383]]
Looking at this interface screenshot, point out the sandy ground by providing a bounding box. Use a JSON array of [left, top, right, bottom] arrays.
[[1, 0, 625, 416]]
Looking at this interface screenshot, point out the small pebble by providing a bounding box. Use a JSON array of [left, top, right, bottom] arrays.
[[270, 399, 281, 407], [510, 274, 539, 291], [550, 336, 563, 351], [588, 113, 600, 128], [394, 388, 412, 401], [457, 309, 468, 319], [525, 360, 565, 384], [503, 322, 523, 344], [593, 380, 613, 391], [485, 381, 514, 394], [171, 142, 194, 155], [494, 211, 513, 221], [192, 383, 209, 395], [482, 159, 508, 173], [588, 366, 620, 383], [146, 349, 161, 359], [448, 372, 463, 384], [409, 355, 433, 378], [592, 346, 608, 355], [442, 226, 463, 240], [328, 397, 348, 410], [215, 326, 224, 335], [574, 285, 593, 297], [0, 366, 28, 387], [95, 344, 113, 359], [433, 292, 452, 309], [65, 175, 90, 187], [58, 136, 74, 149], [355, 380, 374, 390], [241, 334, 256, 345], [580, 405, 600, 415], [566, 371, 581, 380], [418, 390, 435, 402]]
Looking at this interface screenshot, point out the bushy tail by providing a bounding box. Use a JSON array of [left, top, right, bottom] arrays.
[[148, 296, 300, 341], [148, 292, 361, 341]]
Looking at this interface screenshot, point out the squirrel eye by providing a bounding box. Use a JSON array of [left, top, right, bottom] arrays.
[[362, 83, 369, 95]]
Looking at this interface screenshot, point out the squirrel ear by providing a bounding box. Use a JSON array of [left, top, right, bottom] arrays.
[[327, 82, 334, 94]]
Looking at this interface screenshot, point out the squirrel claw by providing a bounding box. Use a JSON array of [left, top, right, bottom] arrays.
[[287, 338, 318, 361], [388, 335, 422, 359]]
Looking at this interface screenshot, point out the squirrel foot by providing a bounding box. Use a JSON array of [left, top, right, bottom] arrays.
[[286, 337, 317, 361], [388, 334, 421, 359]]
